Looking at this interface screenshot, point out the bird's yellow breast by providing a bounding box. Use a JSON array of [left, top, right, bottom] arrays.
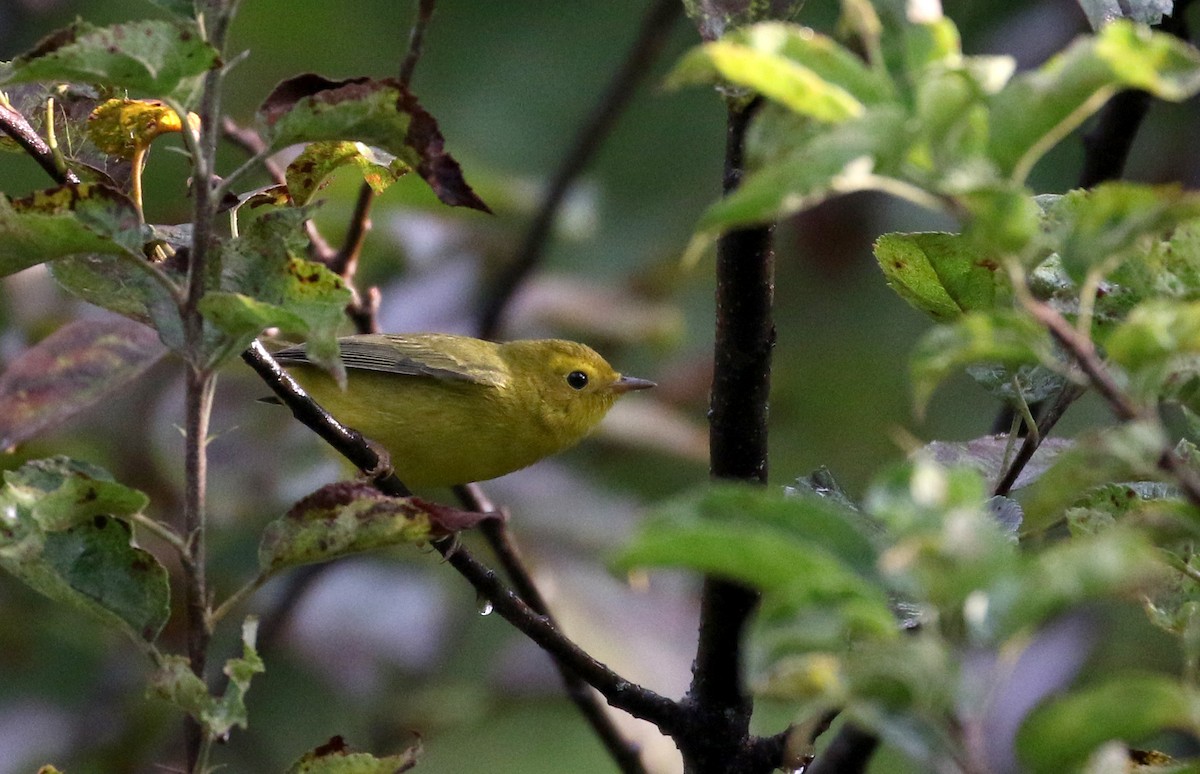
[[288, 366, 593, 488]]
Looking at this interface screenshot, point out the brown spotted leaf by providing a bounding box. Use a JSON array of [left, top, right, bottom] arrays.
[[0, 19, 219, 103], [0, 317, 165, 451], [0, 457, 167, 643], [202, 206, 351, 374], [87, 98, 192, 159], [0, 183, 147, 277], [259, 481, 491, 573], [285, 141, 408, 206], [258, 74, 490, 212], [286, 734, 420, 774]]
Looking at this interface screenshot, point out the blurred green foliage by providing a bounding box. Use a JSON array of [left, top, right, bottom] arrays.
[[4, 0, 1200, 772]]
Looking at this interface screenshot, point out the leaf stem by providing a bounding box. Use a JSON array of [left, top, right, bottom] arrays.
[[208, 572, 269, 632], [132, 512, 190, 559]]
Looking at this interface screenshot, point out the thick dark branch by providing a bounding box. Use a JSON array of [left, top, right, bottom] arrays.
[[477, 0, 683, 339], [1077, 89, 1152, 188], [0, 101, 79, 185], [684, 98, 774, 772], [454, 485, 649, 774], [804, 722, 881, 774], [435, 539, 683, 729]]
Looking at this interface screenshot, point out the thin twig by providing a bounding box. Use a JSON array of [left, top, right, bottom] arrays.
[[434, 538, 684, 729], [398, 0, 437, 90], [454, 485, 649, 774], [989, 0, 1193, 485], [992, 384, 1085, 497], [477, 0, 683, 339], [1020, 295, 1200, 509]]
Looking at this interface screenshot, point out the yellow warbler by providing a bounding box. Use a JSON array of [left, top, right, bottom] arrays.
[[272, 333, 655, 487]]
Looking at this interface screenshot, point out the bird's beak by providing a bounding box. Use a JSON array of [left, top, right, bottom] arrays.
[[611, 375, 656, 394]]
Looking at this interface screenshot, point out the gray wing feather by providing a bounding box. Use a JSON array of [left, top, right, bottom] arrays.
[[273, 334, 507, 387]]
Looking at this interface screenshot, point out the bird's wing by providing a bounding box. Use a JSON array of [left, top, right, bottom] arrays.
[[273, 334, 509, 387]]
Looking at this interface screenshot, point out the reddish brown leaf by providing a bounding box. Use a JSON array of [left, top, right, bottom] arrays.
[[0, 317, 165, 451], [258, 73, 491, 214]]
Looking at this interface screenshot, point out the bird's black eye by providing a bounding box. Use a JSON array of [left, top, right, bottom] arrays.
[[566, 370, 589, 390]]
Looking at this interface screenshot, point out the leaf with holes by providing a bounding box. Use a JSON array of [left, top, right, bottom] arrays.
[[0, 457, 167, 642], [0, 184, 147, 277], [1, 19, 218, 103], [258, 74, 489, 212]]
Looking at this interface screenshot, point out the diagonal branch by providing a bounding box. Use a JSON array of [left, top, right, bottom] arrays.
[[240, 342, 684, 732], [477, 0, 683, 339], [0, 100, 79, 185], [1021, 296, 1200, 509], [454, 484, 649, 774]]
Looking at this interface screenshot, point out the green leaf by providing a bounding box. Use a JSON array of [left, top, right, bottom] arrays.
[[1065, 481, 1184, 537], [50, 254, 184, 349], [0, 457, 167, 642], [1106, 299, 1200, 388], [989, 21, 1200, 181], [286, 735, 420, 774], [616, 485, 895, 641], [1016, 673, 1197, 774], [874, 231, 1006, 321], [3, 456, 148, 530], [284, 141, 409, 206], [693, 103, 910, 237], [667, 22, 892, 120], [260, 482, 452, 573], [150, 617, 264, 740], [864, 460, 1020, 610], [908, 57, 1013, 179], [258, 74, 489, 212], [964, 362, 1069, 408], [1, 19, 218, 103], [0, 317, 165, 451], [618, 517, 895, 632], [637, 483, 881, 573], [0, 184, 148, 276], [1021, 422, 1168, 533], [1045, 183, 1200, 284], [900, 17, 965, 73], [909, 311, 1051, 415], [997, 527, 1167, 636], [205, 207, 352, 373]]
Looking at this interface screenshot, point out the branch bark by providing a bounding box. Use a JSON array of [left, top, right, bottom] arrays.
[[683, 98, 775, 773]]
